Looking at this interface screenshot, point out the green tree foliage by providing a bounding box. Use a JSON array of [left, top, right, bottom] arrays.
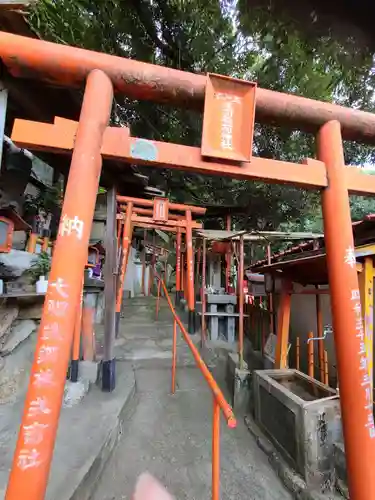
[[27, 0, 375, 229]]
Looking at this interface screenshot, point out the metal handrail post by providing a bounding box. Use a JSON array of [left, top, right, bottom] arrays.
[[212, 398, 220, 500], [171, 319, 177, 394], [156, 279, 161, 320]]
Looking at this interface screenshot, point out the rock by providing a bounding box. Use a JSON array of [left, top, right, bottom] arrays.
[[63, 379, 90, 407], [18, 303, 43, 320], [0, 305, 19, 340], [1, 319, 37, 355], [0, 249, 37, 279], [0, 329, 36, 404]]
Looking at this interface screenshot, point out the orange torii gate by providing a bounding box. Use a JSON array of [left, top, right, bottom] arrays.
[[2, 31, 375, 500], [115, 195, 205, 334]]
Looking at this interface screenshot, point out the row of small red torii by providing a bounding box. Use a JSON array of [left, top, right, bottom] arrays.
[[114, 195, 253, 377], [115, 196, 269, 376], [115, 195, 206, 335]]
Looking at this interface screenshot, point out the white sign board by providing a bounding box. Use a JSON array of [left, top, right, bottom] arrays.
[[264, 333, 277, 363], [264, 332, 290, 365]]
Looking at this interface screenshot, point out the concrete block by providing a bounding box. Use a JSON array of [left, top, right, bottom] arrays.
[[95, 292, 105, 324], [233, 367, 251, 413], [225, 303, 236, 343], [333, 442, 348, 498], [245, 415, 307, 497], [179, 298, 189, 312], [1, 319, 37, 355], [227, 316, 235, 343], [208, 304, 218, 341], [206, 294, 237, 304], [63, 379, 90, 408], [83, 292, 97, 308], [79, 360, 99, 384], [243, 338, 264, 372], [43, 364, 136, 500], [226, 351, 250, 413], [253, 369, 340, 492]]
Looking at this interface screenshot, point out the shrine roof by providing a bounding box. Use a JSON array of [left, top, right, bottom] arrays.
[[196, 229, 323, 242], [0, 2, 155, 197], [250, 214, 375, 285]]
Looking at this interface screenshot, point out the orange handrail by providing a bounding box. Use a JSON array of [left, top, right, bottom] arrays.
[[155, 273, 236, 500], [156, 274, 236, 427]]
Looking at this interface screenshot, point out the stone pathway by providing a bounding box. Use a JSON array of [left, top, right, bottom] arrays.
[[92, 296, 292, 500]]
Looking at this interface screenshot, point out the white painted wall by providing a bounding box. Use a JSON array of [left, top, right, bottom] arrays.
[[288, 290, 336, 381], [123, 246, 150, 297]]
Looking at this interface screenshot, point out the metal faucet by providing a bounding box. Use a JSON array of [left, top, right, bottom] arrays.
[[307, 324, 333, 343]]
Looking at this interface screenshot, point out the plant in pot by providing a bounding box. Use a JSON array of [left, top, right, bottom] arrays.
[[29, 252, 51, 293]]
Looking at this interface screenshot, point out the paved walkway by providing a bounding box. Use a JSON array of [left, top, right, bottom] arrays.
[[92, 297, 292, 500]]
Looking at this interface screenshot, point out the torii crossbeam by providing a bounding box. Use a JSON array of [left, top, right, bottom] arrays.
[[2, 31, 374, 500]]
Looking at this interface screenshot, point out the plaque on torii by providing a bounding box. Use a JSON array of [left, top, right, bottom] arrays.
[[152, 197, 169, 222], [201, 73, 257, 162]]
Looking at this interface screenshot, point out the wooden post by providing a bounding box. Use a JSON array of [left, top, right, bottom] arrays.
[[318, 120, 375, 500], [175, 228, 182, 305], [42, 233, 50, 253], [296, 337, 300, 371], [267, 244, 275, 333], [195, 245, 201, 301], [171, 319, 177, 394], [181, 252, 185, 299], [141, 229, 147, 295], [27, 219, 38, 253], [316, 291, 325, 382], [324, 350, 329, 386], [186, 210, 195, 333], [261, 308, 266, 352], [274, 282, 291, 369], [81, 295, 95, 361], [70, 278, 83, 382], [116, 216, 122, 246], [308, 332, 314, 378], [239, 235, 245, 369], [103, 186, 118, 391], [0, 80, 7, 169], [225, 214, 231, 292], [163, 259, 168, 295], [201, 237, 207, 346], [148, 232, 156, 296], [5, 69, 113, 500], [115, 201, 133, 330], [212, 398, 220, 500]]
